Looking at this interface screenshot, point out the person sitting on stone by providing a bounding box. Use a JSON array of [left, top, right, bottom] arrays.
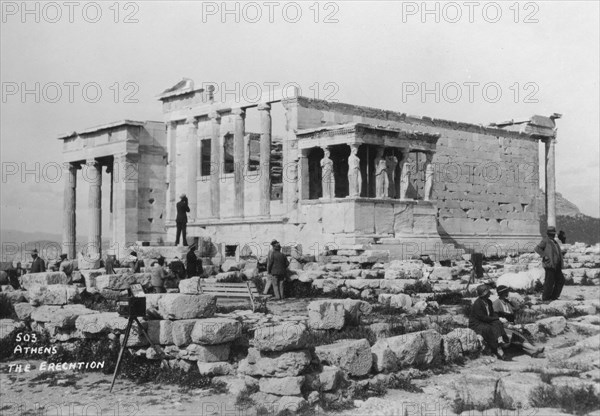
[[150, 256, 167, 293], [262, 240, 278, 296], [267, 241, 289, 300], [29, 249, 46, 273], [105, 254, 116, 275], [469, 284, 510, 360], [492, 285, 544, 357], [128, 251, 143, 274], [169, 256, 186, 280], [58, 254, 74, 277]]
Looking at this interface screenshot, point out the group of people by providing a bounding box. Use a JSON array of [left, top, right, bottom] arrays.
[[469, 225, 566, 359]]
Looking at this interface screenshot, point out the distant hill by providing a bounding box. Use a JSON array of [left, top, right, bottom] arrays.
[[537, 191, 582, 217], [539, 214, 600, 245]]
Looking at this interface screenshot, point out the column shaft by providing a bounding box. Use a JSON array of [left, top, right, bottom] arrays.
[[186, 118, 198, 222], [86, 159, 102, 260], [258, 103, 271, 216], [166, 122, 177, 222], [210, 111, 221, 218], [545, 137, 557, 227], [233, 108, 246, 217], [62, 162, 77, 259]]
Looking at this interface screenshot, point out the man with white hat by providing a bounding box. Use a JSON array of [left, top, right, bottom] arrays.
[[534, 226, 565, 301]]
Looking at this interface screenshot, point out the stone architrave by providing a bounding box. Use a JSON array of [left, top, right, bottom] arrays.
[[374, 148, 388, 198], [424, 153, 434, 201], [399, 152, 411, 199], [347, 144, 361, 197], [320, 147, 335, 199], [386, 155, 398, 198]]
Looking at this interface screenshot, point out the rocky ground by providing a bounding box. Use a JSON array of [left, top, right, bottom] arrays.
[[1, 284, 598, 416]]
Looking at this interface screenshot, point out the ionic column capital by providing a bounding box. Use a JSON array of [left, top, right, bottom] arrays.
[[209, 110, 221, 121], [167, 120, 178, 129], [186, 116, 198, 126], [257, 103, 271, 112], [231, 107, 246, 118]]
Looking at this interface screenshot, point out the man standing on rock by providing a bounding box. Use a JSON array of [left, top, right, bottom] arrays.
[[175, 194, 190, 246], [29, 249, 45, 273], [267, 241, 289, 300], [534, 226, 565, 301]]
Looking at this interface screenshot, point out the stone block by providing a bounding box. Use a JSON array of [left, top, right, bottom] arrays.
[[371, 329, 442, 373], [158, 294, 216, 320], [378, 293, 412, 309], [238, 348, 312, 378], [442, 328, 480, 362], [76, 313, 129, 335], [31, 305, 97, 330], [277, 396, 308, 413], [346, 279, 381, 290], [259, 376, 305, 396], [95, 273, 152, 291], [19, 272, 71, 290], [28, 284, 80, 306], [80, 269, 103, 289], [180, 343, 230, 362], [147, 320, 174, 345], [307, 300, 345, 330], [537, 316, 567, 336], [451, 374, 505, 409], [179, 276, 201, 294], [171, 319, 198, 347], [379, 279, 416, 293], [315, 339, 372, 376], [430, 267, 453, 281], [252, 322, 309, 352], [197, 361, 234, 376], [191, 318, 242, 345], [13, 303, 34, 321]]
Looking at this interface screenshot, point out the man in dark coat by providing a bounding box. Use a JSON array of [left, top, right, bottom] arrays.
[[469, 284, 509, 359], [29, 249, 46, 273], [169, 256, 187, 280], [534, 226, 565, 301], [175, 194, 190, 246], [186, 244, 201, 278], [267, 242, 289, 300]]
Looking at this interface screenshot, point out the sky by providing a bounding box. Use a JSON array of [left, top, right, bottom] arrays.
[[1, 0, 599, 239]]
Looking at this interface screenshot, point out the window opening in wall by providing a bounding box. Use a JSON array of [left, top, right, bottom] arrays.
[[224, 245, 237, 258], [223, 134, 234, 174], [247, 133, 260, 172], [201, 139, 211, 176]]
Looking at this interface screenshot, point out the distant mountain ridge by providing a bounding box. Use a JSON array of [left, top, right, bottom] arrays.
[[537, 190, 582, 217]]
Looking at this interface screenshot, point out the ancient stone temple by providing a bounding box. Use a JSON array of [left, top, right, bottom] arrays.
[[58, 121, 167, 259], [60, 79, 560, 260]]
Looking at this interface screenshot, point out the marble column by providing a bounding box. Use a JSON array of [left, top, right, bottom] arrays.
[[258, 103, 271, 216], [423, 153, 434, 201], [113, 153, 138, 259], [186, 117, 198, 222], [232, 108, 246, 218], [299, 150, 309, 200], [209, 111, 221, 218], [86, 158, 102, 260], [545, 136, 557, 227], [166, 121, 178, 222], [62, 162, 78, 259]]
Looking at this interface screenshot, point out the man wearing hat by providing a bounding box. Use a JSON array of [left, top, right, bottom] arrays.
[[175, 194, 190, 246], [267, 240, 289, 300], [534, 226, 565, 301], [58, 253, 74, 277], [29, 249, 46, 273], [469, 284, 509, 359], [262, 240, 279, 296]]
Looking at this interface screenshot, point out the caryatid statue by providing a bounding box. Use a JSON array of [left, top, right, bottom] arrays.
[[347, 144, 362, 197], [424, 153, 434, 201], [374, 147, 389, 198], [385, 154, 398, 198], [399, 152, 411, 199], [320, 147, 335, 199]]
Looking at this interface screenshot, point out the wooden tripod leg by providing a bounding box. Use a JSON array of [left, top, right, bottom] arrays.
[[109, 317, 134, 393], [133, 318, 171, 369]]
